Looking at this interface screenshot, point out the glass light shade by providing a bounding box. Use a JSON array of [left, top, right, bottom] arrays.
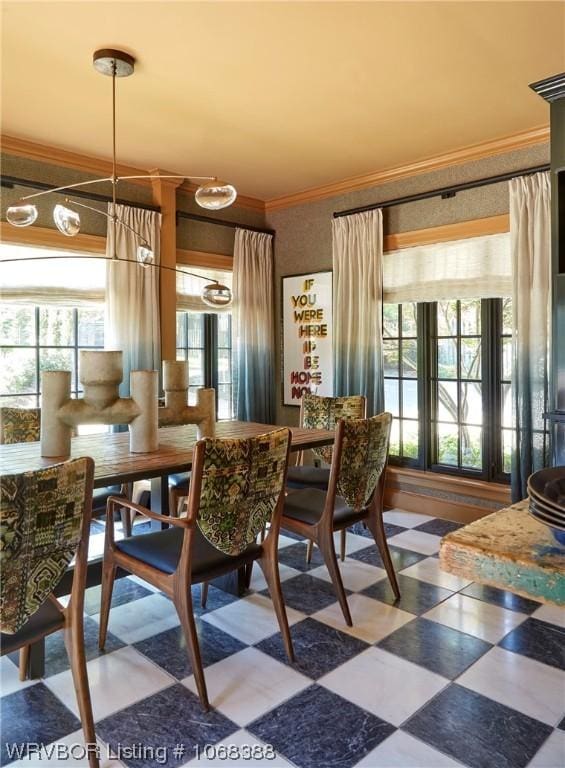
[[137, 244, 154, 267], [53, 204, 80, 236], [6, 203, 38, 227], [201, 282, 232, 307], [195, 180, 237, 210]]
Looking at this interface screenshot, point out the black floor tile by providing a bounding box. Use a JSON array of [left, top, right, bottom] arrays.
[[414, 519, 463, 536], [191, 584, 240, 616], [84, 577, 153, 616], [249, 684, 395, 768], [558, 715, 565, 731], [350, 544, 426, 571], [377, 617, 492, 679], [499, 618, 565, 670], [350, 521, 406, 539], [460, 583, 542, 614], [96, 684, 238, 768], [362, 574, 453, 615], [1, 683, 80, 765], [256, 617, 369, 679], [404, 683, 553, 768], [277, 541, 325, 572], [263, 573, 346, 614], [134, 620, 246, 679]]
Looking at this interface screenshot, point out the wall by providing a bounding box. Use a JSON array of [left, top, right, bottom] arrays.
[[266, 143, 550, 428]]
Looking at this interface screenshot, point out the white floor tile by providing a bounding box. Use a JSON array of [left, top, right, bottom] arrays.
[[356, 730, 462, 767], [126, 573, 162, 593], [44, 646, 173, 721], [334, 531, 372, 555], [182, 729, 294, 767], [400, 557, 474, 590], [91, 593, 180, 644], [312, 593, 413, 643], [383, 510, 435, 528], [247, 562, 301, 592], [424, 593, 527, 643], [527, 729, 565, 767], [387, 529, 442, 555], [458, 646, 565, 726], [321, 647, 448, 726], [0, 655, 37, 697], [4, 731, 122, 768], [87, 533, 106, 560], [183, 647, 309, 726], [309, 559, 387, 592], [531, 603, 565, 629], [201, 593, 304, 645], [278, 534, 302, 550]]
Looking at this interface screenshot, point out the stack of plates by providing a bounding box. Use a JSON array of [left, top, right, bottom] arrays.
[[527, 467, 565, 534]]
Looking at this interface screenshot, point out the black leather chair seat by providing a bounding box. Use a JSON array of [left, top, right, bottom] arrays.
[[168, 472, 191, 490], [286, 466, 330, 490], [283, 487, 365, 528], [116, 526, 261, 583], [1, 599, 64, 655], [92, 485, 125, 513]]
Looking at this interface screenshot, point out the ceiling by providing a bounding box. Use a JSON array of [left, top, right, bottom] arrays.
[[2, 2, 564, 202]]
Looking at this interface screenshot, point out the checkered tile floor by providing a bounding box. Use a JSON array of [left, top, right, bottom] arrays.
[[2, 509, 564, 768]]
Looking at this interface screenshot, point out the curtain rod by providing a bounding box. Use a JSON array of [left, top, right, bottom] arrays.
[[176, 210, 275, 236], [333, 164, 550, 219], [0, 174, 161, 213]]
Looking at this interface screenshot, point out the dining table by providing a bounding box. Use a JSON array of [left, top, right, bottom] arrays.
[[0, 420, 335, 677]]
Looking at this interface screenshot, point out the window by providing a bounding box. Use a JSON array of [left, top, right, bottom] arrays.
[[384, 297, 512, 482], [176, 311, 234, 420]]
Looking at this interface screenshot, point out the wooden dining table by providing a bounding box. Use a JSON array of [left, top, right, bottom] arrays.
[[0, 420, 335, 677]]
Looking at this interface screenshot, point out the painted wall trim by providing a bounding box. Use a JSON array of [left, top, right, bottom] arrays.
[[265, 126, 550, 212], [383, 214, 509, 252], [177, 249, 233, 270]]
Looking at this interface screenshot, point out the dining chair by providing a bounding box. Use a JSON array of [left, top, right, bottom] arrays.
[[0, 457, 99, 768], [286, 393, 366, 561], [98, 427, 294, 711], [282, 412, 399, 626], [0, 406, 133, 535]]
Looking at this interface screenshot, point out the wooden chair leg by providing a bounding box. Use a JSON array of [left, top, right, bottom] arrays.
[[340, 528, 347, 562], [367, 514, 400, 599], [98, 560, 117, 650], [306, 539, 314, 563], [64, 625, 99, 768], [318, 529, 352, 626], [174, 588, 209, 711], [19, 645, 30, 681], [120, 507, 132, 538], [257, 551, 295, 663], [169, 488, 180, 517], [201, 581, 209, 608]]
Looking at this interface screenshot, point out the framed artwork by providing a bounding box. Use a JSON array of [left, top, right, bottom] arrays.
[[281, 270, 333, 406]]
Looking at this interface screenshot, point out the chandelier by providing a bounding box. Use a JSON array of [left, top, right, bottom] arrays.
[[4, 49, 236, 307]]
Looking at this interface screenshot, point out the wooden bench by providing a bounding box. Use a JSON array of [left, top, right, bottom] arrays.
[[440, 500, 565, 606]]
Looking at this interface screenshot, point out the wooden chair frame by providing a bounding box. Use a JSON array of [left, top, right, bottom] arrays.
[[3, 458, 99, 768], [282, 419, 399, 626], [98, 433, 295, 711]]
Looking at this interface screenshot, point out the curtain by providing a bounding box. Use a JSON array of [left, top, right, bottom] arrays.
[[232, 228, 275, 423], [384, 233, 511, 302], [332, 209, 384, 416], [510, 172, 551, 502], [105, 204, 161, 396]]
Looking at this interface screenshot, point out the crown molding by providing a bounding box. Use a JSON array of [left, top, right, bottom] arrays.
[[1, 134, 266, 212], [265, 125, 550, 212]]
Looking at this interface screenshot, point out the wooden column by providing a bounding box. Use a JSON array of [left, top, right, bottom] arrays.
[[151, 171, 183, 362]]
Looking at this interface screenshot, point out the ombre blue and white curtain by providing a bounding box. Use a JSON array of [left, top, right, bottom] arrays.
[[232, 228, 275, 423], [105, 204, 161, 397], [510, 172, 551, 501], [332, 209, 384, 416]]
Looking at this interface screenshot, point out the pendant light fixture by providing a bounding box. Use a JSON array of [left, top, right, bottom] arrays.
[[5, 49, 237, 306]]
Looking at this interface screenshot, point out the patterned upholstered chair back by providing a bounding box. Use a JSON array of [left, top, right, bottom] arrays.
[[0, 457, 94, 634], [0, 407, 41, 445], [190, 428, 291, 556], [301, 393, 366, 464], [334, 413, 392, 512]]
